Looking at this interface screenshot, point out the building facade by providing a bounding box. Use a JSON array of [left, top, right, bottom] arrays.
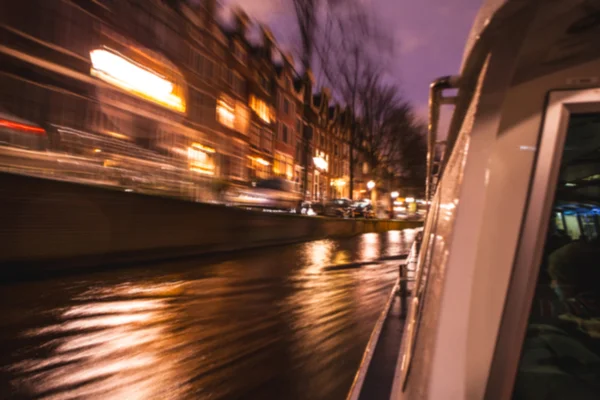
[[0, 0, 353, 202]]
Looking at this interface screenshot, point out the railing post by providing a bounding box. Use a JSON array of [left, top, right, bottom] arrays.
[[399, 263, 408, 318]]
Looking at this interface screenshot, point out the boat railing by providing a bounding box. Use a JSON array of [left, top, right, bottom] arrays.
[[425, 76, 460, 204]]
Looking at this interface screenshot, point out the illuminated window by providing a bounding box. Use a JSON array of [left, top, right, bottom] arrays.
[[89, 48, 185, 112], [217, 96, 235, 129], [274, 152, 293, 179], [188, 143, 216, 175], [249, 95, 273, 124]]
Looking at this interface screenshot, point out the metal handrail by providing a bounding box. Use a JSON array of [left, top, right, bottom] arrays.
[[425, 76, 460, 203]]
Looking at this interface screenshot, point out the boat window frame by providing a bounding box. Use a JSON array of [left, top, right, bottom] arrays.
[[485, 88, 600, 399]]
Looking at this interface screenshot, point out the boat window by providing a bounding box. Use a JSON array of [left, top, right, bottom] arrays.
[[512, 113, 600, 399]]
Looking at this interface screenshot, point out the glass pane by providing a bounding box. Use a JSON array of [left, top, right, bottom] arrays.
[[513, 113, 600, 399]]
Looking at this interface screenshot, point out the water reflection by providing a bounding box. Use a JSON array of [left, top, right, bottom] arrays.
[[0, 230, 415, 400]]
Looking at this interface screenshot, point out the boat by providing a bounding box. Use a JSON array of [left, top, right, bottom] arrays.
[[350, 0, 600, 398]]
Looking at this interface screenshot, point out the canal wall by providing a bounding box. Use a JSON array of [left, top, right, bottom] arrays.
[[0, 173, 421, 272]]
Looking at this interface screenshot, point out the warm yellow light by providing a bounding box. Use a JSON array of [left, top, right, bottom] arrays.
[[391, 191, 399, 199], [217, 99, 235, 129], [93, 148, 102, 153], [367, 180, 376, 190], [104, 130, 131, 141], [187, 146, 215, 175], [90, 49, 185, 112], [331, 178, 346, 187], [191, 143, 215, 153], [190, 166, 215, 175], [249, 95, 273, 123], [405, 197, 415, 203], [249, 156, 270, 166], [313, 156, 328, 171]]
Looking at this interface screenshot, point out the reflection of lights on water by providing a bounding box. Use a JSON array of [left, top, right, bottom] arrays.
[[14, 282, 188, 399], [360, 232, 380, 261], [305, 240, 334, 274], [388, 230, 401, 243]]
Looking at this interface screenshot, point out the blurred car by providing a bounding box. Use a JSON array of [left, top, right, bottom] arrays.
[[225, 178, 302, 210], [323, 198, 353, 218], [299, 201, 324, 216], [351, 201, 375, 219]]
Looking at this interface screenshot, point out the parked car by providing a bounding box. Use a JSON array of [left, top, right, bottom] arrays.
[[351, 201, 375, 219], [323, 198, 353, 218], [299, 201, 324, 216], [225, 178, 302, 211]]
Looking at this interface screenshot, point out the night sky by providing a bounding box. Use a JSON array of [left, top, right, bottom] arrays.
[[223, 0, 482, 122]]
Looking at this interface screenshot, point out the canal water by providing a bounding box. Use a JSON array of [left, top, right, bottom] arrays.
[[0, 229, 415, 400]]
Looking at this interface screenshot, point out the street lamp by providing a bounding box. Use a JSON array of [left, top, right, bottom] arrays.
[[391, 191, 399, 199], [367, 180, 375, 190]]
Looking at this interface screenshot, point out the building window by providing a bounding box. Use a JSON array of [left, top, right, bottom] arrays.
[[260, 74, 270, 92], [205, 59, 214, 78], [249, 95, 273, 124], [234, 74, 245, 97], [217, 95, 235, 129], [296, 118, 303, 135], [334, 143, 338, 156], [283, 98, 290, 115], [262, 129, 273, 153], [282, 124, 289, 144], [250, 124, 261, 148], [274, 152, 293, 179], [227, 140, 247, 180], [234, 42, 247, 64], [296, 142, 303, 164]]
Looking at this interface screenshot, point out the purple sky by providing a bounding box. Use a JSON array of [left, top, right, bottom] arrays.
[[222, 0, 482, 121]]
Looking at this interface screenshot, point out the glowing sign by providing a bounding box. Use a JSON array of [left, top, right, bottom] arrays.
[[90, 49, 185, 112]]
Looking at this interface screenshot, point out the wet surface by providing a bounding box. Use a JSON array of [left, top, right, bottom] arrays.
[[0, 230, 415, 400]]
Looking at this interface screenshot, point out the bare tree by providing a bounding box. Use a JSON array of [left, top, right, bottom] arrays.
[[288, 0, 426, 197], [291, 0, 318, 72]]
